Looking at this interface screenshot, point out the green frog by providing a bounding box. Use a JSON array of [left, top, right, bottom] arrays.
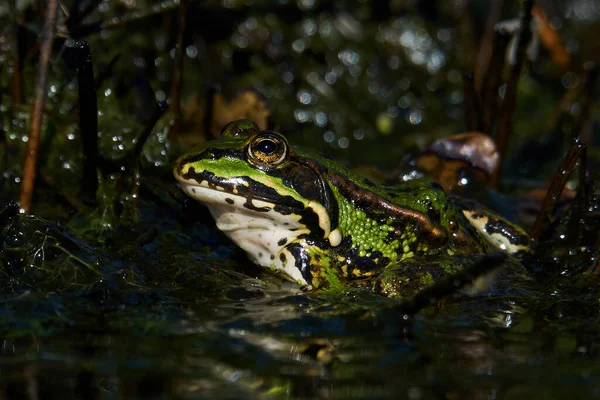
[[173, 120, 530, 297]]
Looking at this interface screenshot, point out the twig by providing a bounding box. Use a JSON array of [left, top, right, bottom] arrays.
[[463, 71, 482, 131], [529, 138, 586, 241], [94, 54, 120, 89], [67, 0, 102, 37], [480, 29, 510, 134], [74, 40, 98, 203], [20, 0, 60, 213], [573, 62, 599, 144], [10, 0, 23, 105], [493, 0, 534, 186], [74, 0, 181, 37], [134, 101, 169, 159], [169, 0, 189, 135], [474, 0, 504, 93], [570, 143, 588, 244], [131, 100, 169, 206]]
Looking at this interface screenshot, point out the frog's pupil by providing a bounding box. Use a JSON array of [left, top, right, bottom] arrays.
[[257, 139, 277, 154]]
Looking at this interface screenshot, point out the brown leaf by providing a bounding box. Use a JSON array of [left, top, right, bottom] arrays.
[[416, 132, 499, 191], [211, 90, 270, 138]]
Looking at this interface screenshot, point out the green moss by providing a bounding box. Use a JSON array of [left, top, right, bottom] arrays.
[[420, 272, 435, 286]]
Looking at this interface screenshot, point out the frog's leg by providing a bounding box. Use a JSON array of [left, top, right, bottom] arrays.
[[277, 239, 344, 290], [372, 254, 493, 299]]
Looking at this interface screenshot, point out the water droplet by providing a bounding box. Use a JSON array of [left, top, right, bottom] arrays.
[[338, 49, 360, 66], [282, 71, 294, 84], [498, 84, 507, 99], [561, 72, 579, 89], [325, 71, 337, 84], [437, 28, 451, 42], [294, 109, 311, 123], [353, 129, 365, 140], [292, 39, 305, 53], [314, 112, 328, 127], [302, 18, 317, 36], [296, 90, 313, 105], [323, 131, 335, 143], [406, 109, 422, 125], [185, 45, 198, 58]]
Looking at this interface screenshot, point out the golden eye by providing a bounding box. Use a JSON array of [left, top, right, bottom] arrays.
[[247, 133, 289, 166]]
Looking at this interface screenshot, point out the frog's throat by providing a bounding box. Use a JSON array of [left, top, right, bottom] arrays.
[[179, 182, 326, 285]]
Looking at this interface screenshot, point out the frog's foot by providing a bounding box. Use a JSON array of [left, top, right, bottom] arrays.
[[462, 210, 531, 254]]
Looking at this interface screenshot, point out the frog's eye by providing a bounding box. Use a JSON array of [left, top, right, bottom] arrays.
[[247, 133, 289, 166]]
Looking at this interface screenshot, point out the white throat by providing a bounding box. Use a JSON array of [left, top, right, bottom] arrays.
[[181, 183, 310, 284]]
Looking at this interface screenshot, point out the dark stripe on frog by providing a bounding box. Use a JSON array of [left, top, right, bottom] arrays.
[[282, 154, 339, 231], [484, 216, 530, 246], [328, 172, 447, 243], [286, 242, 313, 284], [181, 167, 327, 238], [177, 148, 245, 166], [181, 167, 302, 209], [244, 198, 271, 212]]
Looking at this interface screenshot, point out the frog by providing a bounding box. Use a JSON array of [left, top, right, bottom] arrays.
[[173, 120, 530, 297]]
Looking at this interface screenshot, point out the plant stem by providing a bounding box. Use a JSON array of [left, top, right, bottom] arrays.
[[20, 0, 60, 213]]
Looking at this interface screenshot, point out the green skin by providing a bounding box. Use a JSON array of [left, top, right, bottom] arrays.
[[173, 120, 530, 297]]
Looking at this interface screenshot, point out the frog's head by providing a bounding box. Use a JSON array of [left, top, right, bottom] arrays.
[[173, 120, 339, 284]]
